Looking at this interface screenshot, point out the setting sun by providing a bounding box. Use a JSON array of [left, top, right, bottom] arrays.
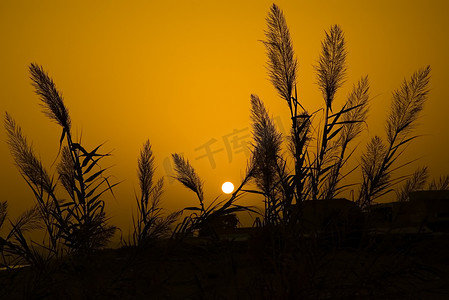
[[221, 181, 234, 194]]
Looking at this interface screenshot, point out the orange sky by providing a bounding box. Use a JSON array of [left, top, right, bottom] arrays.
[[1, 0, 448, 236]]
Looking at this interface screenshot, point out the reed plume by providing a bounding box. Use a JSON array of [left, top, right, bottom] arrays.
[[396, 166, 429, 202], [386, 66, 431, 145], [250, 94, 283, 185], [172, 153, 205, 212], [4, 112, 66, 259], [138, 140, 155, 206], [57, 146, 76, 200], [315, 25, 347, 110], [340, 76, 370, 144], [250, 94, 284, 225], [29, 63, 71, 131], [263, 4, 297, 105], [428, 175, 449, 190], [4, 112, 54, 195]]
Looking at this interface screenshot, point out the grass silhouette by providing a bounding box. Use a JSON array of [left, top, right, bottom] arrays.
[[3, 63, 117, 267], [259, 5, 376, 228], [130, 140, 179, 246], [258, 4, 433, 216], [358, 66, 431, 208]]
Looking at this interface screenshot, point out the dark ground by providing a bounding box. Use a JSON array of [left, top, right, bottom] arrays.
[[1, 231, 449, 299]]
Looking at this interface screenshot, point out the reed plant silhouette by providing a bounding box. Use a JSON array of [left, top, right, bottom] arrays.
[[248, 18, 441, 300], [262, 4, 306, 212], [0, 202, 47, 269], [131, 140, 179, 246], [255, 4, 432, 225], [427, 175, 449, 190], [358, 66, 431, 208], [395, 167, 449, 202], [3, 63, 117, 264], [255, 4, 372, 227], [249, 8, 441, 296], [3, 112, 65, 266], [395, 166, 429, 202]]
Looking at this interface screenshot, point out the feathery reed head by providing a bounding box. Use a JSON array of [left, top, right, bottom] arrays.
[[57, 146, 76, 200], [172, 153, 204, 203], [138, 140, 155, 203], [361, 136, 388, 177], [428, 175, 449, 190], [315, 25, 347, 110], [386, 66, 431, 144], [396, 166, 428, 202], [250, 94, 283, 161], [11, 206, 43, 235], [250, 94, 283, 193], [341, 75, 370, 144], [29, 63, 71, 130], [4, 112, 54, 194], [263, 4, 297, 103], [360, 135, 390, 202]]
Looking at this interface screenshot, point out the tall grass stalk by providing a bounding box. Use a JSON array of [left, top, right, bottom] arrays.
[[132, 140, 179, 246], [312, 24, 347, 200], [249, 94, 287, 225], [358, 66, 431, 208], [263, 4, 308, 208], [4, 113, 64, 261]]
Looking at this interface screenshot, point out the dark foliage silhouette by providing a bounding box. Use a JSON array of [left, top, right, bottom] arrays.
[[428, 175, 449, 190], [396, 166, 429, 202]]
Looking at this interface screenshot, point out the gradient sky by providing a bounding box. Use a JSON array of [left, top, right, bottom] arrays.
[[1, 0, 448, 235]]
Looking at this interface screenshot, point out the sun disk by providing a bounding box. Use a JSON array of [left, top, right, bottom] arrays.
[[221, 182, 234, 194]]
